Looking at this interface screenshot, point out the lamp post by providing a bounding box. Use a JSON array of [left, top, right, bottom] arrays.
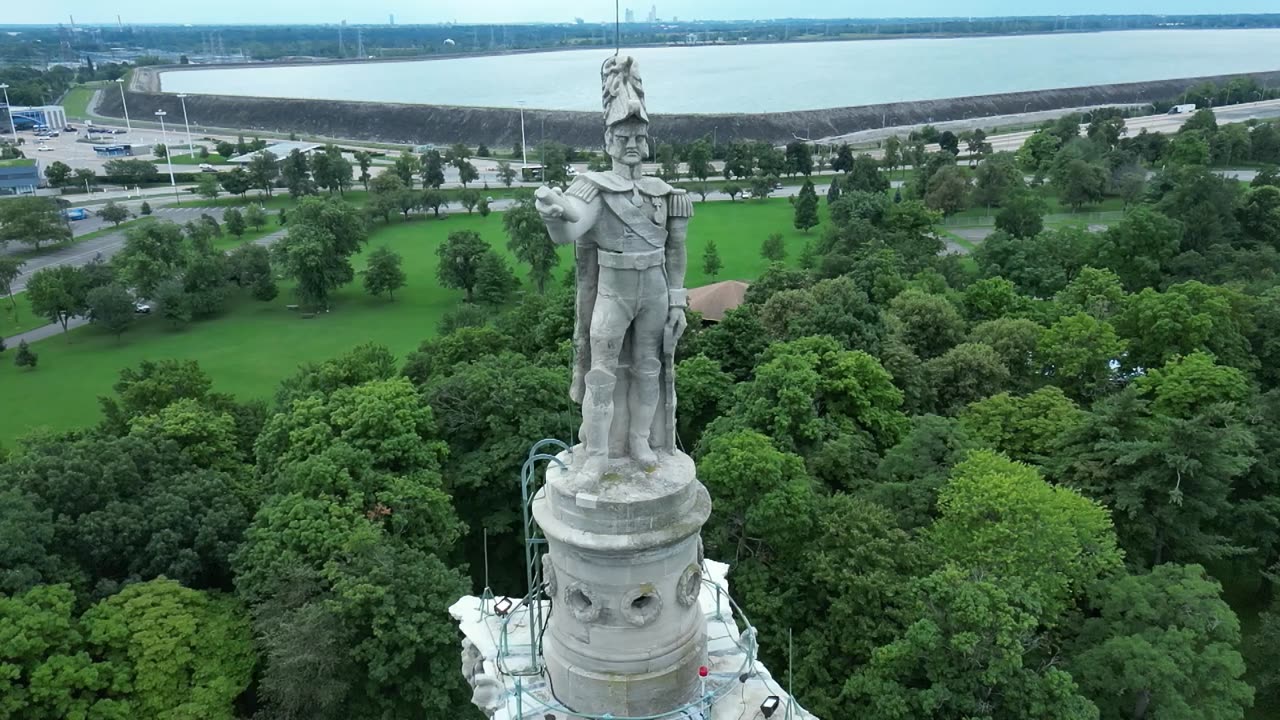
[[155, 110, 179, 204], [518, 100, 528, 165], [176, 93, 194, 159], [115, 78, 132, 138], [0, 83, 17, 144]]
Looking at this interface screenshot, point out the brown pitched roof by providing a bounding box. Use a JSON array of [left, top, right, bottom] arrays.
[[688, 280, 749, 322]]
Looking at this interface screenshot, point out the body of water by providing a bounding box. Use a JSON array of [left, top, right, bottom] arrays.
[[161, 29, 1280, 114]]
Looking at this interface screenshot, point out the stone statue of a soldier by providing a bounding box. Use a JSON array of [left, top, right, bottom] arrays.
[[536, 55, 692, 479]]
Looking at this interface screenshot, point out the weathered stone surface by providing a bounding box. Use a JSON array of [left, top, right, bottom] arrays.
[[533, 448, 711, 716]]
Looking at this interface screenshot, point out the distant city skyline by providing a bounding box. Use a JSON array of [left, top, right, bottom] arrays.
[[8, 1, 1280, 26]]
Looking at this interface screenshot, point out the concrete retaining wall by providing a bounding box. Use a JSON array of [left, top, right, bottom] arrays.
[[99, 68, 1280, 148]]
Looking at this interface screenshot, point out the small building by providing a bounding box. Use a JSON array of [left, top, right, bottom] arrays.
[[228, 141, 322, 164], [688, 279, 748, 323], [9, 105, 68, 130], [0, 159, 40, 196]]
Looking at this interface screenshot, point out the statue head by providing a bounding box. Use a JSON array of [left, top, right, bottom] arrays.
[[602, 55, 650, 167]]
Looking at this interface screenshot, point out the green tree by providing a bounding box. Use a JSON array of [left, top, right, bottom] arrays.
[[1038, 312, 1126, 400], [103, 158, 160, 185], [115, 220, 185, 298], [139, 200, 152, 216], [418, 150, 444, 189], [459, 188, 480, 214], [1056, 158, 1108, 210], [363, 246, 406, 300], [686, 138, 713, 186], [881, 135, 902, 172], [722, 182, 742, 201], [972, 151, 1025, 208], [1053, 387, 1255, 567], [420, 189, 448, 219], [1070, 564, 1252, 720], [154, 278, 192, 327], [281, 149, 315, 198], [930, 451, 1122, 618], [888, 289, 967, 360], [310, 145, 352, 195], [960, 387, 1085, 466], [0, 584, 123, 717], [456, 158, 479, 187], [223, 207, 246, 237], [26, 264, 87, 333], [1168, 130, 1212, 166], [365, 173, 404, 224], [496, 160, 516, 187], [353, 150, 373, 189], [0, 257, 22, 320], [793, 179, 820, 232], [218, 168, 250, 198], [994, 191, 1048, 239], [244, 203, 267, 230], [761, 232, 786, 262], [82, 578, 255, 719], [924, 342, 1012, 415], [86, 283, 136, 339], [14, 339, 36, 369], [246, 150, 279, 197], [0, 196, 72, 251], [1236, 185, 1280, 250], [271, 197, 368, 310], [845, 565, 1100, 720], [503, 196, 560, 294], [924, 164, 971, 216], [702, 238, 723, 278], [436, 230, 493, 303], [784, 139, 814, 176], [391, 151, 420, 188], [749, 172, 776, 200], [1099, 206, 1183, 290], [43, 160, 72, 187]]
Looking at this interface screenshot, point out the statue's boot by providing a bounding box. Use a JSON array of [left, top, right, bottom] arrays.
[[628, 358, 661, 468], [579, 368, 616, 479]]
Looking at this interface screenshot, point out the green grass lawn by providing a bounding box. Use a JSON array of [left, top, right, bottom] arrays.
[[0, 158, 36, 168], [0, 197, 818, 444], [163, 152, 232, 166], [61, 85, 100, 119]]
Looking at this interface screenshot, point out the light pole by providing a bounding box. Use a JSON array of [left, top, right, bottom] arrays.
[[518, 100, 528, 165], [0, 83, 17, 144], [115, 78, 132, 138], [176, 93, 194, 158], [155, 110, 179, 204]]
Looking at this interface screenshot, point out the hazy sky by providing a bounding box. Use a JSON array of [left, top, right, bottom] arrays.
[[12, 0, 1280, 26]]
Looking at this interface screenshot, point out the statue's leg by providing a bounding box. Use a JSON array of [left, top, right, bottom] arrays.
[[627, 292, 667, 467], [582, 295, 628, 476]]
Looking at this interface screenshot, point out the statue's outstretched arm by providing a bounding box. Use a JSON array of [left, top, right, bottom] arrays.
[[536, 186, 600, 245]]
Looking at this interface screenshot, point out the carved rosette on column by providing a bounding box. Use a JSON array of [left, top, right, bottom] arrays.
[[532, 449, 711, 716]]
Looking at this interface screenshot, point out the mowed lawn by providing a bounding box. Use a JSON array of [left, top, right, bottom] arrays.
[[0, 198, 820, 443]]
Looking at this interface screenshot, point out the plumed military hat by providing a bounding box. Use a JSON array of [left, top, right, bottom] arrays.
[[601, 55, 649, 128]]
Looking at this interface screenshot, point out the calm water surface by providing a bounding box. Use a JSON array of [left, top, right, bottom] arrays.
[[161, 29, 1280, 113]]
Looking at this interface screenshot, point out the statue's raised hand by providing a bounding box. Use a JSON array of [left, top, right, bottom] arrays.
[[535, 186, 580, 223]]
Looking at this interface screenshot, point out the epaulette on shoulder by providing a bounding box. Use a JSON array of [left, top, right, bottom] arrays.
[[565, 176, 599, 203], [667, 188, 694, 218]]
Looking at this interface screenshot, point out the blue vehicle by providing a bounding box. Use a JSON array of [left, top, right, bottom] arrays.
[[63, 208, 89, 221]]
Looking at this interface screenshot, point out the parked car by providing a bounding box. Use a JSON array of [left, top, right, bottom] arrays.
[[134, 302, 152, 314], [63, 208, 89, 221], [36, 145, 53, 151]]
